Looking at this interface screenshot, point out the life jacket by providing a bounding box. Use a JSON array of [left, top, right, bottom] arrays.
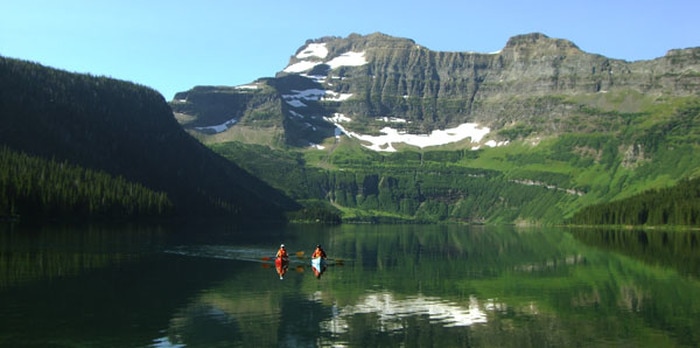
[[277, 248, 288, 259], [312, 248, 326, 258]]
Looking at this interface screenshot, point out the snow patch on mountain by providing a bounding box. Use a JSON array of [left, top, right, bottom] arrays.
[[282, 88, 354, 106], [284, 89, 326, 101], [195, 118, 238, 133], [284, 42, 367, 73], [323, 91, 353, 101], [326, 51, 367, 69], [284, 61, 319, 74], [234, 84, 259, 90], [296, 43, 329, 59], [285, 99, 306, 108], [326, 113, 352, 123], [323, 114, 492, 152], [376, 117, 408, 123]]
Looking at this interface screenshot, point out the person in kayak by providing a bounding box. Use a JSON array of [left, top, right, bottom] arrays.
[[276, 244, 289, 261], [275, 244, 289, 280], [311, 244, 327, 279], [311, 244, 326, 259]]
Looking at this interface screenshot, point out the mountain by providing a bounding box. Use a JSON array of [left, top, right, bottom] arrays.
[[170, 32, 700, 151], [0, 56, 300, 221], [167, 33, 700, 225]]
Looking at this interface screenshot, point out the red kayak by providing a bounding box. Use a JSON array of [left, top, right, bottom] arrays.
[[275, 257, 289, 279], [275, 257, 289, 267]]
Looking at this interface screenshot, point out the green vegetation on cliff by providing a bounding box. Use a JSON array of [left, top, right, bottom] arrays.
[[211, 98, 700, 226]]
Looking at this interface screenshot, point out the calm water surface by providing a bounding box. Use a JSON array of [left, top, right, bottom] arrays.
[[1, 222, 698, 347]]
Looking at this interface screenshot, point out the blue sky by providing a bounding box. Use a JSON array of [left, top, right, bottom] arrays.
[[2, 0, 698, 99]]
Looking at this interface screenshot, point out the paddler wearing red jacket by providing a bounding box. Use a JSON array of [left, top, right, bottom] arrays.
[[312, 244, 326, 259], [276, 244, 289, 260]]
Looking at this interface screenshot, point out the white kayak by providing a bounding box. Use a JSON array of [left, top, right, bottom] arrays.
[[311, 257, 326, 269]]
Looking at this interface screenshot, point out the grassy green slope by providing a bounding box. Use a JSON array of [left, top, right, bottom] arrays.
[[210, 94, 700, 225]]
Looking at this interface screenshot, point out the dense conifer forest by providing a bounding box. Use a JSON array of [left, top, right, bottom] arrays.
[[0, 146, 172, 220], [569, 177, 700, 226]]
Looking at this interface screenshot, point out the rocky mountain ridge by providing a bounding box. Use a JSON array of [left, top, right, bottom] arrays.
[[171, 32, 700, 150]]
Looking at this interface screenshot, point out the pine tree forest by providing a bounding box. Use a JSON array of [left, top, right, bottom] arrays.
[[0, 146, 173, 220]]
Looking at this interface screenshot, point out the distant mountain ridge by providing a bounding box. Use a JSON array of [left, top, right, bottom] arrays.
[[171, 32, 700, 150]]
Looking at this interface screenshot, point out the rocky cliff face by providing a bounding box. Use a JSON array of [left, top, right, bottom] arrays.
[[170, 32, 700, 149]]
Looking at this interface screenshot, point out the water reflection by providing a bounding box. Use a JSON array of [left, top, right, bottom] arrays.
[[0, 222, 166, 289], [275, 258, 289, 279], [159, 224, 700, 347], [165, 303, 242, 347], [570, 227, 700, 278], [318, 291, 488, 334], [2, 223, 699, 347]]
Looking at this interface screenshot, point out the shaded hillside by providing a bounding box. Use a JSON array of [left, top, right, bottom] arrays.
[[0, 146, 173, 220], [0, 56, 300, 221]]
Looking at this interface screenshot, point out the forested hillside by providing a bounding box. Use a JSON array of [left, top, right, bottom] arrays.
[[0, 146, 172, 220], [0, 56, 300, 222], [569, 176, 700, 226]]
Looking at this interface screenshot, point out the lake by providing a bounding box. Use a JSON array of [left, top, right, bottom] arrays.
[[1, 221, 698, 347]]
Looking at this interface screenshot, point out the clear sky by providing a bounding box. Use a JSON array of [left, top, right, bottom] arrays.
[[2, 0, 698, 99]]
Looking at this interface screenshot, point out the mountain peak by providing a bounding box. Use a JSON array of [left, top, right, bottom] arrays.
[[503, 32, 582, 55], [172, 31, 699, 154], [284, 34, 398, 75]]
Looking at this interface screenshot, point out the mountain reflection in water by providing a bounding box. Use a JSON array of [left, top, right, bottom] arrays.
[[316, 291, 489, 334], [1, 223, 699, 347]]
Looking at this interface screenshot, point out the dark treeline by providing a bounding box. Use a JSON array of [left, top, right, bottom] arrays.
[[0, 56, 300, 221], [0, 146, 172, 220], [569, 177, 700, 226]]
